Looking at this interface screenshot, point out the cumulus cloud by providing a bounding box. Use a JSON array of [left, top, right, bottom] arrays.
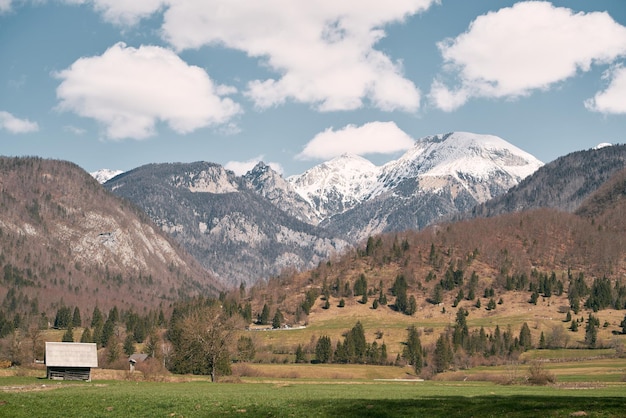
[[80, 0, 435, 112], [296, 121, 414, 160], [0, 0, 12, 14], [54, 42, 241, 140], [0, 111, 39, 133], [430, 1, 626, 111], [585, 65, 626, 114], [225, 156, 284, 176]]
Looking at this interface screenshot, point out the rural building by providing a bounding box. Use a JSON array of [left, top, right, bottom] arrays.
[[45, 342, 98, 381], [128, 353, 149, 372]]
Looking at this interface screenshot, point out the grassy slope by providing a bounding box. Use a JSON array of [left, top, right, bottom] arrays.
[[247, 289, 626, 361]]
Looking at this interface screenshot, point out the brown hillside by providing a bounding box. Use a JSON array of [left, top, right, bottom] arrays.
[[0, 157, 221, 318], [576, 167, 626, 226], [245, 205, 626, 332]]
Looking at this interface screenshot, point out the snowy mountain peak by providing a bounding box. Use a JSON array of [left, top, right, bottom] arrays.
[[90, 168, 124, 184], [289, 132, 543, 221], [385, 132, 542, 181], [287, 153, 379, 218]]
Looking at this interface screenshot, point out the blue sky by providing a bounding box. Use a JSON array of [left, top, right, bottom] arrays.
[[1, 1, 625, 177]]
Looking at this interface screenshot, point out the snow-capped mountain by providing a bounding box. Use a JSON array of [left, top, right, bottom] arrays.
[[91, 168, 124, 184], [288, 132, 543, 222], [379, 132, 541, 185], [287, 154, 379, 219]]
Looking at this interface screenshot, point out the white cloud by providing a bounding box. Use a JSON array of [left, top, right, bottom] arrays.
[[297, 121, 414, 160], [81, 0, 436, 112], [430, 1, 626, 111], [54, 42, 241, 140], [0, 0, 12, 14], [0, 111, 39, 133], [585, 65, 626, 114], [225, 156, 283, 176]]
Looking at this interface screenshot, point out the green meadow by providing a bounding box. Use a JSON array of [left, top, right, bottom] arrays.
[[1, 365, 625, 417]]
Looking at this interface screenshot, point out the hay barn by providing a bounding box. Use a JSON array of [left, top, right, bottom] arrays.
[[45, 342, 98, 381]]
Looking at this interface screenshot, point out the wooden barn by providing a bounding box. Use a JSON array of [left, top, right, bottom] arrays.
[[45, 342, 98, 381]]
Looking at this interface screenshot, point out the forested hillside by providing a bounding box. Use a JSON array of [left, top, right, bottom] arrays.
[[0, 157, 220, 334], [471, 144, 626, 217]]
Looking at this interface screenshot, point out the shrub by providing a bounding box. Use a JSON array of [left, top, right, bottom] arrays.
[[527, 361, 556, 385], [135, 357, 169, 382]]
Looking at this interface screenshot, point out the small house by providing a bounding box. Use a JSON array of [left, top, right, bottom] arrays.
[[128, 353, 149, 372], [45, 342, 98, 381]]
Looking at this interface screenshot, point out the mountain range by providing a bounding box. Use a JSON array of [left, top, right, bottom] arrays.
[[0, 130, 622, 317], [101, 132, 544, 286]]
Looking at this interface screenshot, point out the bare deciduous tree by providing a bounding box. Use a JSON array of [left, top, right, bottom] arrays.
[[170, 306, 241, 382]]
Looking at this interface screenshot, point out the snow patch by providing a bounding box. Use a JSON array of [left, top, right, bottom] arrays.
[[91, 169, 123, 184]]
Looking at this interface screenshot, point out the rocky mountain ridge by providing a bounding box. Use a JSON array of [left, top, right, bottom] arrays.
[[105, 162, 348, 287], [104, 132, 544, 284]]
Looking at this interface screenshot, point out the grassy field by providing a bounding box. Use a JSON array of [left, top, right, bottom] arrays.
[[1, 358, 625, 418], [0, 376, 625, 417]]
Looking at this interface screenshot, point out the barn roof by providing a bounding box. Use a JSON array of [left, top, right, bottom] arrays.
[[129, 353, 149, 363], [45, 342, 98, 368]]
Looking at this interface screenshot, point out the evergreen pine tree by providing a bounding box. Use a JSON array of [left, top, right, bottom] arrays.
[[259, 304, 270, 325], [315, 336, 332, 363], [403, 325, 423, 373], [100, 317, 115, 348], [272, 309, 283, 329], [62, 324, 73, 342], [80, 327, 92, 343], [380, 342, 388, 365], [106, 334, 121, 364], [519, 322, 532, 351], [71, 307, 81, 328], [123, 334, 136, 356], [295, 344, 306, 363], [434, 333, 453, 373], [378, 288, 387, 305], [585, 313, 599, 348]]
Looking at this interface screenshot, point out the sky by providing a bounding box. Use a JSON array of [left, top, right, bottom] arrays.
[[1, 1, 626, 177]]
